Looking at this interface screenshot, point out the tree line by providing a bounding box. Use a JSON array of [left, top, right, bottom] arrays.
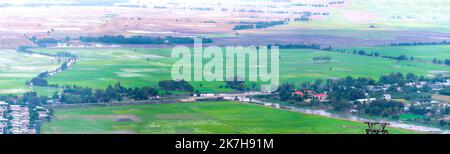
[[79, 35, 213, 44], [233, 21, 285, 30], [388, 41, 450, 47], [55, 83, 159, 104]]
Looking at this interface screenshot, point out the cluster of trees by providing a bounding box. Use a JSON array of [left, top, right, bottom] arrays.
[[275, 72, 440, 115], [225, 79, 247, 91], [361, 100, 404, 118], [233, 21, 285, 30], [432, 58, 450, 66], [16, 46, 33, 53], [440, 88, 450, 96], [55, 52, 77, 58], [27, 72, 50, 87], [277, 83, 303, 102], [313, 56, 331, 62], [29, 37, 59, 46], [55, 83, 159, 104], [158, 80, 194, 92], [79, 35, 212, 44]]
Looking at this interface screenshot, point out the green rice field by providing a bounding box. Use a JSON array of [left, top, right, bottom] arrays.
[[41, 101, 415, 134], [31, 47, 449, 93], [342, 45, 450, 61]]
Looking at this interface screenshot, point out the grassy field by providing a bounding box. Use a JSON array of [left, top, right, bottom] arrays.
[[0, 49, 59, 94], [399, 113, 425, 121], [41, 101, 415, 134], [31, 48, 448, 93], [342, 45, 450, 61]]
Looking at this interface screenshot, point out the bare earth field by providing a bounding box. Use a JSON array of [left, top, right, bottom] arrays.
[[0, 0, 449, 48]]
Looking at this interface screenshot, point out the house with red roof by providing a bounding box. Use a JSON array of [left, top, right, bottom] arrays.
[[293, 91, 304, 97]]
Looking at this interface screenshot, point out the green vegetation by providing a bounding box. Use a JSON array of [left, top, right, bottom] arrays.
[[30, 48, 448, 93], [0, 49, 59, 94], [342, 45, 450, 61], [41, 101, 414, 134], [399, 114, 425, 121]]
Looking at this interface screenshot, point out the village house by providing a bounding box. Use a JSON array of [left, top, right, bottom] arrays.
[[444, 115, 450, 122], [313, 93, 328, 102], [293, 91, 304, 97], [383, 94, 392, 101], [38, 111, 50, 119], [7, 105, 34, 134], [304, 90, 314, 96], [0, 101, 7, 116], [0, 118, 7, 134], [356, 98, 377, 104]]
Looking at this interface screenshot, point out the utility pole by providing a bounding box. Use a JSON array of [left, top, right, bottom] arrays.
[[365, 122, 390, 134]]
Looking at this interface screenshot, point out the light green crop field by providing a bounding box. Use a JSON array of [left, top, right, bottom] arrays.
[[0, 49, 59, 94], [32, 48, 448, 93], [41, 101, 415, 134], [342, 45, 450, 61], [279, 49, 448, 83], [32, 48, 232, 93]]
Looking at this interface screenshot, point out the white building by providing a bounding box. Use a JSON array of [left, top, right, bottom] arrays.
[[356, 98, 376, 104], [383, 94, 392, 101]]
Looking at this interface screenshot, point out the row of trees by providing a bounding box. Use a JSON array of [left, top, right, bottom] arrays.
[[225, 80, 247, 91], [6, 80, 195, 105], [432, 58, 450, 66], [233, 21, 285, 30], [29, 37, 59, 46], [388, 41, 450, 46], [269, 43, 321, 50], [26, 60, 73, 87], [79, 35, 212, 44], [350, 49, 415, 61], [55, 83, 159, 104]]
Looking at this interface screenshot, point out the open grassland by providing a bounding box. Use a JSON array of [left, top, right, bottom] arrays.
[[41, 101, 414, 134], [341, 45, 450, 61], [32, 48, 448, 93], [0, 49, 59, 94]]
